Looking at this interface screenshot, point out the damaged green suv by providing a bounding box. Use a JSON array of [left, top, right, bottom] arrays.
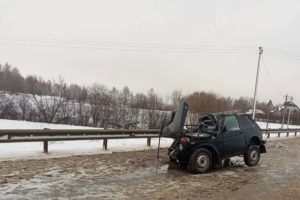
[[162, 102, 266, 174]]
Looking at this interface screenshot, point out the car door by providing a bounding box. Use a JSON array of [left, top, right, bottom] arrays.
[[222, 115, 245, 156]]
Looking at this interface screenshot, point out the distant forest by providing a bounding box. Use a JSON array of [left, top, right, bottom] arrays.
[[0, 62, 273, 128]]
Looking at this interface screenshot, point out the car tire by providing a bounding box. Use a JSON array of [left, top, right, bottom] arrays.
[[244, 145, 260, 167], [188, 148, 212, 174]]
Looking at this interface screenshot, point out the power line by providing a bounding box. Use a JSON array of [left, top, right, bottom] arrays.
[[261, 55, 283, 98], [265, 47, 300, 56], [0, 35, 256, 49], [3, 35, 300, 58], [0, 35, 257, 54], [0, 41, 258, 54], [264, 47, 300, 61], [264, 52, 300, 61]]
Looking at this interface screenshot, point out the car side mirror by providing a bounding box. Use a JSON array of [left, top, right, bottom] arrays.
[[222, 125, 227, 132]]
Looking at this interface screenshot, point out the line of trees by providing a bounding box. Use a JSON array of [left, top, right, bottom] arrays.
[[0, 63, 276, 128]]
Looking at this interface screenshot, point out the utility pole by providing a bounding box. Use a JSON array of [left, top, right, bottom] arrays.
[[284, 94, 288, 102], [252, 46, 263, 119], [281, 94, 291, 128], [287, 109, 291, 129], [266, 100, 273, 129], [281, 108, 286, 128], [287, 96, 294, 129]]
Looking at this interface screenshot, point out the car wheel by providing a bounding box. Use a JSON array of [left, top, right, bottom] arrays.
[[244, 145, 260, 166], [188, 148, 212, 174]]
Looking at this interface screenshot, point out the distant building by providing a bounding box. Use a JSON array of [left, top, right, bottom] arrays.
[[246, 109, 265, 117], [271, 101, 299, 116], [266, 100, 274, 111]]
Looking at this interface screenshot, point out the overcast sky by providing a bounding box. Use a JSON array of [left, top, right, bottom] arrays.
[[0, 0, 300, 105]]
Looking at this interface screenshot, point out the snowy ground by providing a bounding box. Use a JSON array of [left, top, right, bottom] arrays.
[[257, 121, 300, 140], [0, 119, 97, 130], [256, 121, 300, 129], [0, 138, 173, 161], [0, 119, 299, 161]]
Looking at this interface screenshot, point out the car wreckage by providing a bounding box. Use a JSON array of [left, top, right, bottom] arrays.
[[161, 102, 266, 174]]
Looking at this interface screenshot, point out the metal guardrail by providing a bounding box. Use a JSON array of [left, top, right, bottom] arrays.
[[261, 128, 300, 138], [0, 129, 160, 153], [1, 128, 300, 153]]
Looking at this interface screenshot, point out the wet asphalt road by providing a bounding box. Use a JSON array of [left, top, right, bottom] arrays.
[[1, 138, 300, 200]]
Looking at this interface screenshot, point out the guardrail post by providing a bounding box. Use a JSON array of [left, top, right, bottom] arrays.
[[267, 132, 270, 138], [147, 137, 151, 147], [295, 132, 297, 136], [278, 132, 280, 137], [103, 139, 108, 150], [287, 131, 289, 137], [43, 141, 48, 153]]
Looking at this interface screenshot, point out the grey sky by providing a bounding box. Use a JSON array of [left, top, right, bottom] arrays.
[[0, 0, 300, 105]]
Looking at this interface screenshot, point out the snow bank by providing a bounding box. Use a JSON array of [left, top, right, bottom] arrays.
[[0, 138, 173, 161], [256, 121, 300, 129], [0, 119, 96, 130], [0, 119, 172, 161]]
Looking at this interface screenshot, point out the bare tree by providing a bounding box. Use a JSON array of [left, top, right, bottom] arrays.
[[0, 94, 18, 119], [233, 97, 252, 112], [29, 78, 67, 123], [88, 84, 112, 127], [171, 89, 183, 109], [17, 94, 32, 120], [74, 101, 91, 126], [113, 86, 138, 128], [107, 87, 143, 129], [185, 91, 234, 123], [55, 100, 74, 124], [132, 93, 148, 109], [0, 63, 24, 93], [147, 89, 164, 129]]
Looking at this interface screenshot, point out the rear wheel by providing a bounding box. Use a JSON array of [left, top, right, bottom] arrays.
[[244, 145, 260, 166], [188, 148, 212, 174]]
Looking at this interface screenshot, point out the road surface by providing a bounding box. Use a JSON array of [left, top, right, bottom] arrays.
[[1, 137, 300, 199]]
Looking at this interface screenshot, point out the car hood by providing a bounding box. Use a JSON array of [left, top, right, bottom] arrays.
[[161, 101, 189, 138]]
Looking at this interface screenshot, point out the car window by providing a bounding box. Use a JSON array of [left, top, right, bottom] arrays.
[[246, 115, 260, 129], [238, 115, 253, 129], [224, 116, 240, 131]]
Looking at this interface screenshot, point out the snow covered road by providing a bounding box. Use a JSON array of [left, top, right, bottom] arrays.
[[1, 138, 300, 200]]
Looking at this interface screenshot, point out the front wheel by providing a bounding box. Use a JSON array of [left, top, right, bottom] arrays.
[[244, 145, 260, 166], [188, 148, 212, 174]]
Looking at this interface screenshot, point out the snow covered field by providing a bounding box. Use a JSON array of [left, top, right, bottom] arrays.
[[0, 119, 299, 161], [0, 119, 97, 130]]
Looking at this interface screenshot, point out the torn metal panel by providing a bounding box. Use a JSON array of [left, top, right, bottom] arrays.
[[161, 102, 189, 138]]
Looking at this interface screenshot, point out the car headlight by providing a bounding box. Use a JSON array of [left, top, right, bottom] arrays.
[[179, 137, 190, 144]]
